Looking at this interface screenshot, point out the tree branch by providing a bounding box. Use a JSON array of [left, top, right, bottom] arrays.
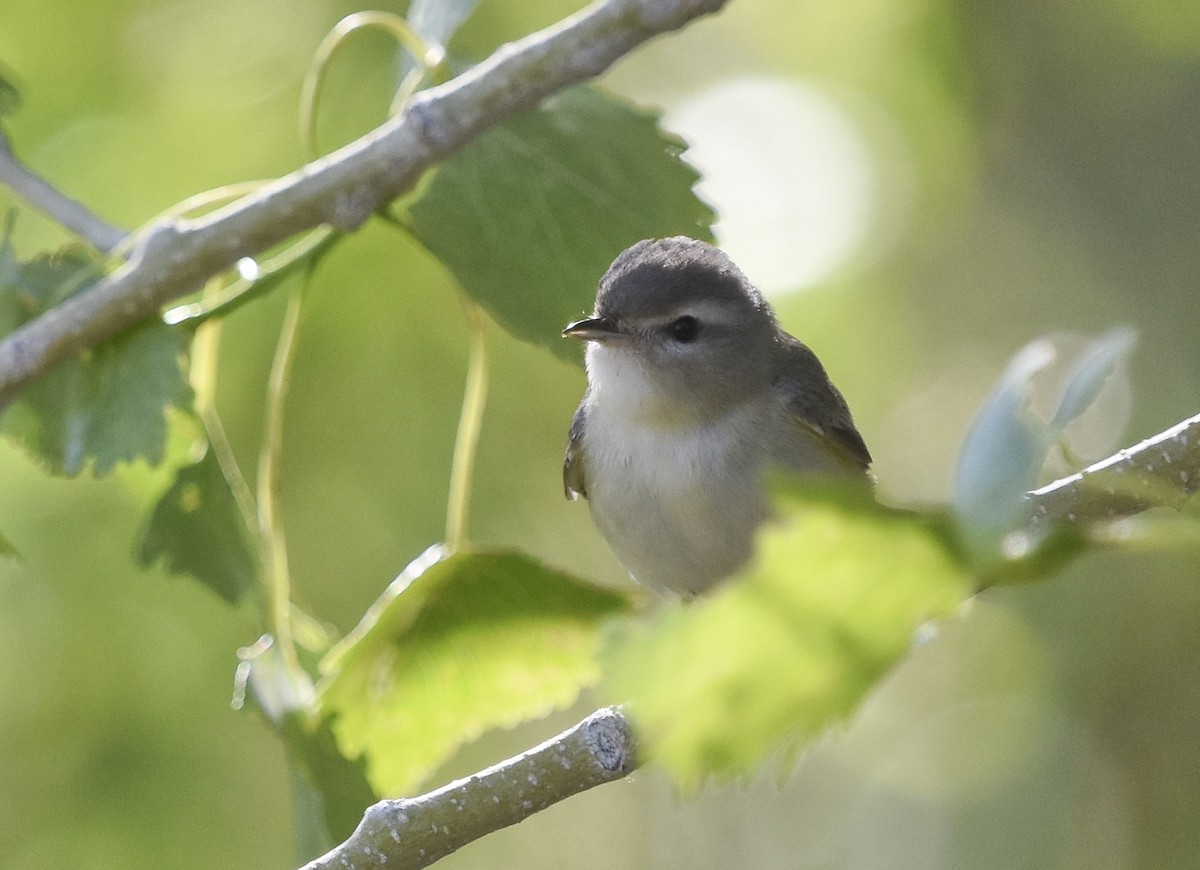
[[301, 706, 637, 870], [0, 129, 127, 252], [0, 0, 728, 410], [1029, 411, 1200, 527]]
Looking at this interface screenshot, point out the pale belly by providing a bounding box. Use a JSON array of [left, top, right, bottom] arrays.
[[583, 409, 770, 596]]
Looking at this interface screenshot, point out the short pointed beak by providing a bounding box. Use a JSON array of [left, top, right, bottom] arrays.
[[562, 315, 625, 343]]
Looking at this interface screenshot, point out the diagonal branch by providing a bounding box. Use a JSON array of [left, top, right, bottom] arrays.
[[0, 129, 128, 252], [0, 0, 728, 410], [301, 706, 637, 870]]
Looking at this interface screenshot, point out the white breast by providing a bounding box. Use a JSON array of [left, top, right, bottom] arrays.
[[581, 346, 772, 595]]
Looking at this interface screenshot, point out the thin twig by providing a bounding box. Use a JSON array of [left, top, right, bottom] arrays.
[[258, 282, 308, 674], [0, 129, 126, 252], [0, 0, 729, 410], [190, 277, 260, 550], [300, 706, 637, 870], [444, 302, 489, 552]]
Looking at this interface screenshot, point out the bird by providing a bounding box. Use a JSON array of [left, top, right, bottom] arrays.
[[562, 236, 871, 596]]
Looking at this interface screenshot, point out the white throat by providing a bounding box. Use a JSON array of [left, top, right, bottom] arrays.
[[585, 343, 686, 427], [579, 343, 771, 595]]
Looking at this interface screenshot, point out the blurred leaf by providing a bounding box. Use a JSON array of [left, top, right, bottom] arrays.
[[1049, 327, 1137, 431], [953, 339, 1056, 561], [604, 483, 971, 789], [137, 442, 257, 604], [0, 529, 17, 559], [0, 245, 101, 327], [282, 714, 378, 859], [0, 71, 18, 118], [954, 330, 1140, 564], [287, 761, 336, 866], [0, 62, 21, 122], [230, 634, 370, 861], [402, 85, 714, 363], [0, 210, 16, 283], [291, 605, 339, 658], [233, 635, 317, 724], [0, 247, 192, 476], [408, 0, 480, 49], [318, 545, 631, 796]]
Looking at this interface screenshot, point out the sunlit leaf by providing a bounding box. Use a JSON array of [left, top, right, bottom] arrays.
[[0, 247, 192, 476], [402, 85, 714, 363], [318, 545, 631, 796], [603, 483, 971, 789], [137, 442, 257, 604]]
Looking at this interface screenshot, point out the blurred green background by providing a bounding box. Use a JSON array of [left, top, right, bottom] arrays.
[[2, 0, 1200, 868]]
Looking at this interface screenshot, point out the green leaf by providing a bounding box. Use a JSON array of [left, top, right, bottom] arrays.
[[137, 443, 258, 604], [287, 761, 336, 866], [0, 247, 192, 476], [231, 634, 374, 861], [402, 85, 714, 363], [318, 545, 632, 796], [282, 715, 378, 860], [0, 245, 102, 329], [603, 484, 971, 789]]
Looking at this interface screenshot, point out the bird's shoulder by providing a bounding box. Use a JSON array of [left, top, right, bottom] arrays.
[[773, 333, 872, 470], [563, 396, 589, 500]]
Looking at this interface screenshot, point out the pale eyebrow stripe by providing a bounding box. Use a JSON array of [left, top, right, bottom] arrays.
[[650, 299, 739, 328]]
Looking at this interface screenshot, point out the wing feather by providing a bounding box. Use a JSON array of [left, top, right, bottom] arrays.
[[774, 335, 872, 471], [563, 398, 589, 500]]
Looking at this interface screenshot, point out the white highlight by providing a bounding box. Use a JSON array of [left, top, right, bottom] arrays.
[[666, 77, 876, 295]]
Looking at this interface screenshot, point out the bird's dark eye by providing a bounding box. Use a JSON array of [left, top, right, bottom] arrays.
[[667, 315, 700, 343]]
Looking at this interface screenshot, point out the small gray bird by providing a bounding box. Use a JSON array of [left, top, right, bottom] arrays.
[[563, 236, 871, 596]]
